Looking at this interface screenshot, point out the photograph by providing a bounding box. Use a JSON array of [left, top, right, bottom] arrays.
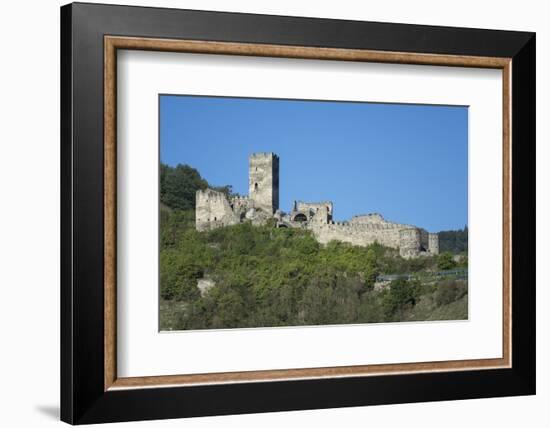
[[159, 95, 469, 331], [55, 2, 536, 424]]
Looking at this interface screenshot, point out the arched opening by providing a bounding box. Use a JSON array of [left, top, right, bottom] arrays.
[[277, 223, 288, 228], [254, 183, 258, 191], [293, 213, 308, 222]]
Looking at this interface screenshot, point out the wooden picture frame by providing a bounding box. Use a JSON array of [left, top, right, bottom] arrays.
[[61, 2, 535, 424]]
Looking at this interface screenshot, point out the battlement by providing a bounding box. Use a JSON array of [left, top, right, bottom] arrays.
[[296, 201, 333, 210], [196, 188, 227, 201], [249, 152, 279, 160], [327, 221, 405, 230], [350, 213, 384, 222], [296, 200, 332, 205]]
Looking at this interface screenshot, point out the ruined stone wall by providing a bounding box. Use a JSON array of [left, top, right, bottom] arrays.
[[308, 205, 331, 225], [420, 229, 429, 250], [248, 152, 279, 214], [308, 218, 429, 258], [428, 233, 440, 255], [308, 221, 405, 248], [230, 195, 254, 219], [348, 213, 413, 230], [195, 189, 238, 231], [399, 228, 422, 258], [296, 201, 333, 217]]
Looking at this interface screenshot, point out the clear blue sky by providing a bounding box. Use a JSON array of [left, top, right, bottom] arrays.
[[160, 95, 468, 232]]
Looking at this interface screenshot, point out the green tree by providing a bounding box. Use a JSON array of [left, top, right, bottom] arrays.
[[383, 278, 419, 318], [160, 163, 208, 210], [160, 251, 202, 301], [437, 252, 457, 271], [212, 184, 239, 199], [363, 248, 379, 291]]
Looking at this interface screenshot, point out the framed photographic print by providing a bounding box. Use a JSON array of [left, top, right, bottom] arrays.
[[60, 2, 535, 424]]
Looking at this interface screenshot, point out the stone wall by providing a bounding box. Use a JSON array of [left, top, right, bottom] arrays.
[[399, 228, 422, 258], [307, 217, 434, 259], [195, 189, 238, 231], [420, 229, 429, 250], [349, 213, 392, 225], [295, 201, 333, 219], [308, 220, 404, 248], [428, 233, 440, 255], [230, 195, 254, 219]]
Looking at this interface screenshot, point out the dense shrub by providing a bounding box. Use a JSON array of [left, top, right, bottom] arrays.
[[382, 278, 420, 319], [437, 251, 457, 271]]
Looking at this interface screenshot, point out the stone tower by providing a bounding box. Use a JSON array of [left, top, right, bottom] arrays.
[[428, 233, 440, 255], [399, 228, 422, 258], [249, 152, 279, 214]]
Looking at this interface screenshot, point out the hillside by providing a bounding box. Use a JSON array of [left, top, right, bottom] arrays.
[[159, 163, 468, 330]]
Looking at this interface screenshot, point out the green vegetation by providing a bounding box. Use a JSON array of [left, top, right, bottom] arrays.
[[159, 163, 468, 330], [437, 251, 456, 271], [160, 163, 239, 210], [160, 163, 207, 210], [438, 226, 468, 254]]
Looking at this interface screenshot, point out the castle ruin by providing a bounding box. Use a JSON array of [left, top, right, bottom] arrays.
[[196, 152, 439, 258]]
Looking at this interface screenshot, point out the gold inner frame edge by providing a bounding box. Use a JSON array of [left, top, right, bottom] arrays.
[[104, 36, 512, 391]]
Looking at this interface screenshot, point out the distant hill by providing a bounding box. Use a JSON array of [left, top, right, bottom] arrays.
[[438, 227, 468, 254]]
